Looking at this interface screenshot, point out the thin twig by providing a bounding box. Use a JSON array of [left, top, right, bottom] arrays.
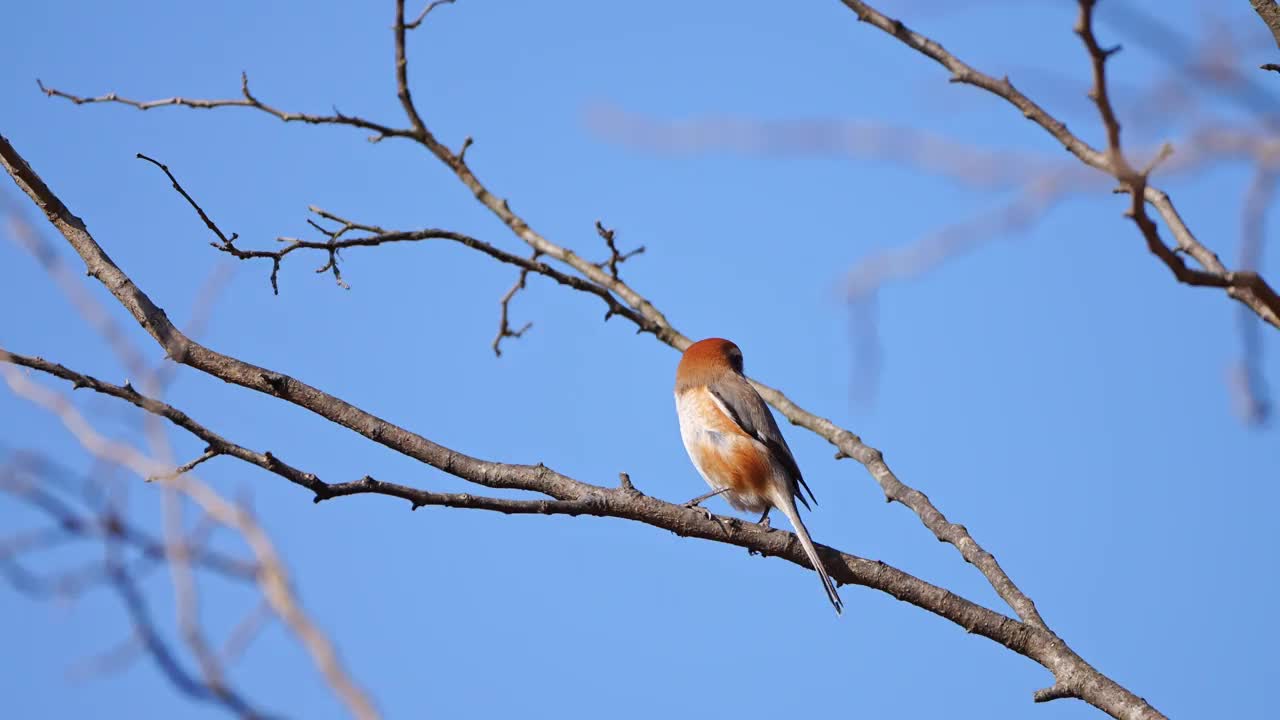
[[136, 154, 236, 246], [404, 0, 457, 29], [36, 75, 414, 143], [491, 255, 536, 357], [593, 220, 645, 281]]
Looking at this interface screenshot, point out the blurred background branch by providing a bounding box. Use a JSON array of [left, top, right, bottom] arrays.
[[1, 202, 378, 719]]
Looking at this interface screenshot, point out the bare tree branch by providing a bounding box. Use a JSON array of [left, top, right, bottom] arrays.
[[3, 346, 610, 516], [834, 0, 1280, 330], [404, 0, 456, 30], [36, 75, 415, 143], [35, 2, 1280, 326], [491, 254, 536, 357], [594, 220, 645, 281], [1252, 0, 1280, 51]]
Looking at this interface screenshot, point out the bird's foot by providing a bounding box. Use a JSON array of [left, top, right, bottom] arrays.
[[682, 488, 728, 520], [682, 499, 714, 521], [691, 506, 713, 521], [756, 509, 773, 531]]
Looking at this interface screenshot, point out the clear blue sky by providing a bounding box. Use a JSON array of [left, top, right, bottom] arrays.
[[3, 1, 1277, 718]]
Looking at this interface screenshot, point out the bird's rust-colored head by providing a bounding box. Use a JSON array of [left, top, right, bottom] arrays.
[[676, 338, 744, 390]]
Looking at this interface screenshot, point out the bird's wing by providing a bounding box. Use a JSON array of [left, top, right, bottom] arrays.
[[706, 374, 817, 509]]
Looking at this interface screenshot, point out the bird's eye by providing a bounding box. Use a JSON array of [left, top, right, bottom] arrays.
[[728, 348, 744, 372]]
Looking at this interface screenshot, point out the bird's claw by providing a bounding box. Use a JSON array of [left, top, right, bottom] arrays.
[[683, 501, 714, 522]]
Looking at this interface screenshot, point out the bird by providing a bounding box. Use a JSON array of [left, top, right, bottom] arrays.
[[674, 337, 843, 614]]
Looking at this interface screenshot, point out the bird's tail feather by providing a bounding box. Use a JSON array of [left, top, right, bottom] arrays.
[[772, 489, 843, 615]]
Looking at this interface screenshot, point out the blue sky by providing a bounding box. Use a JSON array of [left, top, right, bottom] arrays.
[[3, 1, 1277, 718]]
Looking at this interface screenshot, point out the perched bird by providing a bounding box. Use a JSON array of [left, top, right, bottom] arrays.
[[674, 337, 843, 614]]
